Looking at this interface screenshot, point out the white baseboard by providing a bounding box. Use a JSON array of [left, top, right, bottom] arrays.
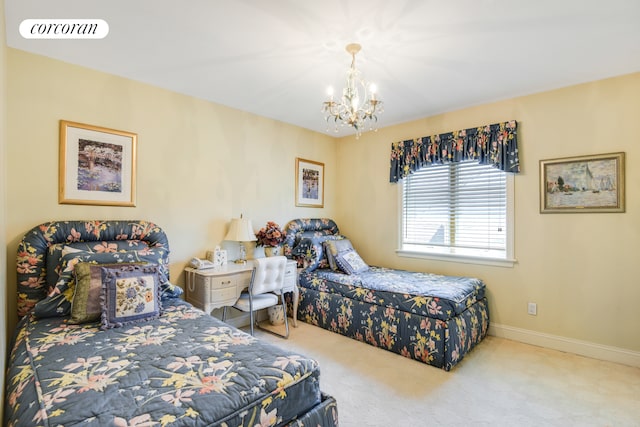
[[489, 323, 640, 368]]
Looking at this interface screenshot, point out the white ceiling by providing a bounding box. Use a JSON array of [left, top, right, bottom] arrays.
[[5, 0, 640, 137]]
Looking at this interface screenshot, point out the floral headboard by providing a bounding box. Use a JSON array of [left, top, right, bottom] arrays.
[[283, 218, 341, 270], [16, 220, 170, 317]]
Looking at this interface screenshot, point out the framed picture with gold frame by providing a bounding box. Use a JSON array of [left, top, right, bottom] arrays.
[[59, 120, 137, 206], [295, 158, 324, 208], [539, 152, 625, 213]]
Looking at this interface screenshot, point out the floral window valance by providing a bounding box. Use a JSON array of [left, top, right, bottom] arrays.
[[389, 120, 519, 183]]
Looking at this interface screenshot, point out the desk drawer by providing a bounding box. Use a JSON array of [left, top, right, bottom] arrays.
[[205, 275, 236, 289], [209, 286, 237, 304], [282, 261, 298, 293], [284, 264, 296, 277]]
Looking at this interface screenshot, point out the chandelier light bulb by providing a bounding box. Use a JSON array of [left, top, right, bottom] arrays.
[[327, 86, 334, 98], [321, 43, 383, 138], [369, 83, 377, 100]]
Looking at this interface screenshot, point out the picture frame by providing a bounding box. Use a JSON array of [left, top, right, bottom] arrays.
[[295, 157, 324, 208], [540, 152, 625, 213], [59, 120, 137, 206]]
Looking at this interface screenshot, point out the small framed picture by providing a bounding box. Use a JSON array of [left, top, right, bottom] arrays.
[[295, 158, 324, 208], [59, 120, 137, 206], [540, 152, 625, 213]]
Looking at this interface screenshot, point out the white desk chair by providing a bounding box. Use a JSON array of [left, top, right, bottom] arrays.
[[230, 256, 289, 338]]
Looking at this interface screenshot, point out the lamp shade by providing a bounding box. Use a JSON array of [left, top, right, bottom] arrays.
[[224, 218, 256, 242]]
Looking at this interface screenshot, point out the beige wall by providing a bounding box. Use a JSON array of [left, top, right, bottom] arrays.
[[5, 48, 337, 332], [334, 72, 640, 356]]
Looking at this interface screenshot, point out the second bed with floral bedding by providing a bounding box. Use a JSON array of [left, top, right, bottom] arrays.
[[284, 218, 489, 371]]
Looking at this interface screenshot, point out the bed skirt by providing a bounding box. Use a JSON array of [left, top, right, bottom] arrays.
[[296, 287, 489, 371]]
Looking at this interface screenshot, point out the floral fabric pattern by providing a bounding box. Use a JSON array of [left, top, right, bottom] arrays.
[[9, 220, 337, 427], [16, 220, 181, 318], [300, 267, 485, 321], [34, 249, 175, 318], [282, 219, 341, 270], [290, 235, 345, 271], [389, 120, 519, 182], [45, 240, 152, 289], [100, 264, 162, 329], [282, 218, 340, 255], [283, 218, 489, 370], [298, 270, 489, 371], [5, 299, 337, 426]]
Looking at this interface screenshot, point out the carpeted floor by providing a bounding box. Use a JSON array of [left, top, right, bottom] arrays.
[[255, 321, 640, 427]]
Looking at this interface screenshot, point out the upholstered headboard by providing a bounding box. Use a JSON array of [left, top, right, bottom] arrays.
[[16, 220, 170, 317], [282, 218, 340, 256], [282, 218, 343, 271]]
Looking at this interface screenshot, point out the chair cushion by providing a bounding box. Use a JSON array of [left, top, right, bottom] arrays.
[[234, 293, 279, 312]]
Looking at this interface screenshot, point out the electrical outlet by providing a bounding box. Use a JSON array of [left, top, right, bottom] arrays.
[[527, 302, 537, 316]]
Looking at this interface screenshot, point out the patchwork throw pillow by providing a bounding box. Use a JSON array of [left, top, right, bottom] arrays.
[[334, 248, 369, 275], [100, 264, 162, 329]]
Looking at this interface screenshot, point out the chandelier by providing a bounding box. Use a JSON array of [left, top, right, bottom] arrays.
[[322, 43, 383, 138]]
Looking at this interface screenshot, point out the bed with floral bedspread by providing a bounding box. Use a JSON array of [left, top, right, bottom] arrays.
[[284, 218, 489, 371], [6, 220, 338, 427]]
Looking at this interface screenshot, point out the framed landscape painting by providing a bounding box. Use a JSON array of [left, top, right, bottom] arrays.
[[59, 120, 137, 206], [295, 158, 324, 208], [540, 152, 625, 213]]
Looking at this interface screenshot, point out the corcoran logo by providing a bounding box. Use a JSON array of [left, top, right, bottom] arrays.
[[19, 19, 109, 39]]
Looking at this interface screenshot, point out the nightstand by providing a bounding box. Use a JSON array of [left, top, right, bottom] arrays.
[[184, 259, 299, 326]]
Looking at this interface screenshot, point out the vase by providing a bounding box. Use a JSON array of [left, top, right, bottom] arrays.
[[264, 246, 282, 257]]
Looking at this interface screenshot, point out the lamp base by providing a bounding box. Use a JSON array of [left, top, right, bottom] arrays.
[[235, 242, 249, 264]]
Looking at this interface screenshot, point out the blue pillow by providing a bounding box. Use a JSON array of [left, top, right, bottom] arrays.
[[291, 235, 344, 271]]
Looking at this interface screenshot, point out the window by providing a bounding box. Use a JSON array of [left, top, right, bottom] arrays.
[[399, 161, 515, 266]]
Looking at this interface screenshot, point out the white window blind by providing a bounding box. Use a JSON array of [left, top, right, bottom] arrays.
[[401, 161, 509, 260]]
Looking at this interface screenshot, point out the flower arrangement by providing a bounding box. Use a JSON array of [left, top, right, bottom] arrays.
[[255, 221, 284, 247]]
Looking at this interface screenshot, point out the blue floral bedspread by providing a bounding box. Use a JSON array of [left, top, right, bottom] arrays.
[[299, 266, 486, 321], [5, 300, 329, 427]]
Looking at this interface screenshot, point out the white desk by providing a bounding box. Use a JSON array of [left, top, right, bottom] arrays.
[[185, 259, 299, 326]]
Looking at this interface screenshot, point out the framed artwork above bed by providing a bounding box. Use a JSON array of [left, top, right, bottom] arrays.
[[59, 120, 137, 206], [295, 157, 324, 207]]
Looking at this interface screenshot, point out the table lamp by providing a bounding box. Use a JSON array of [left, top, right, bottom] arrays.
[[224, 215, 256, 263]]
